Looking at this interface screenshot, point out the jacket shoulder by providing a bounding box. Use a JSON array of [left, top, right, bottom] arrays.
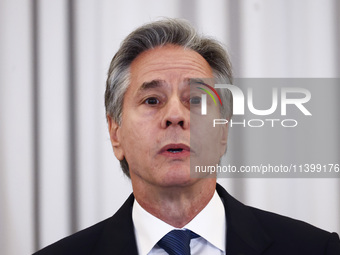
[[216, 183, 340, 254], [248, 206, 340, 254], [33, 218, 110, 255], [33, 194, 137, 255]]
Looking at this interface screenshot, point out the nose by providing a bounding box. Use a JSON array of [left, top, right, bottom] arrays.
[[161, 96, 189, 129]]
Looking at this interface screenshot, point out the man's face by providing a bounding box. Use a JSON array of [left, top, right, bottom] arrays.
[[108, 45, 228, 188]]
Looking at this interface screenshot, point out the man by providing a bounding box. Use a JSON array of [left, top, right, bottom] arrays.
[[35, 18, 340, 255]]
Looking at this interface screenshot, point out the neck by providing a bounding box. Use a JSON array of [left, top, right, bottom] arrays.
[[132, 178, 216, 228]]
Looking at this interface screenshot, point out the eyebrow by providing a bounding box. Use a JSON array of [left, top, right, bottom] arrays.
[[189, 78, 207, 86], [138, 80, 166, 92], [137, 78, 205, 94]]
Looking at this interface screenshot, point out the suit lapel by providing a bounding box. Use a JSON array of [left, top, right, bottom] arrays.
[[91, 184, 272, 255], [216, 184, 273, 255], [92, 194, 138, 255]]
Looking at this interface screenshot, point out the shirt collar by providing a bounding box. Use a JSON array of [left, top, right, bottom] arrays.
[[132, 190, 226, 255]]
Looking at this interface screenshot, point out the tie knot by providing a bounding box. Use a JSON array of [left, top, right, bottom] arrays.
[[157, 229, 199, 255]]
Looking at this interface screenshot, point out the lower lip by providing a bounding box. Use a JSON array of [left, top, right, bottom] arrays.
[[160, 150, 190, 158]]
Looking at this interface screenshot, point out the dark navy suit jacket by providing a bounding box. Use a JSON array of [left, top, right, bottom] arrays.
[[34, 184, 340, 254]]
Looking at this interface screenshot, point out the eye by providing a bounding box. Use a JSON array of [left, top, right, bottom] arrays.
[[145, 97, 159, 105], [190, 96, 201, 105]]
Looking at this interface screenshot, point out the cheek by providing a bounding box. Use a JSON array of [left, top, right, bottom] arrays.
[[190, 110, 224, 162], [120, 117, 155, 155]]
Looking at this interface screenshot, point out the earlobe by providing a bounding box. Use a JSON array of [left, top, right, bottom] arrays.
[[107, 115, 125, 161]]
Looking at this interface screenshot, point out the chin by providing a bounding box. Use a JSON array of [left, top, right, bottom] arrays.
[[160, 171, 196, 187]]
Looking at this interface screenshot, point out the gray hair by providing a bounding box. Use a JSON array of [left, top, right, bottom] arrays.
[[105, 18, 233, 177]]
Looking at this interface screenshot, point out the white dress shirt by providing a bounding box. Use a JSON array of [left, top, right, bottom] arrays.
[[132, 190, 226, 255]]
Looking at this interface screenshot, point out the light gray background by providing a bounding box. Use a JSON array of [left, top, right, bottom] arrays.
[[0, 0, 339, 254]]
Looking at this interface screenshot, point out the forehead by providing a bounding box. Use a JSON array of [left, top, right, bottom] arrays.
[[129, 44, 213, 87]]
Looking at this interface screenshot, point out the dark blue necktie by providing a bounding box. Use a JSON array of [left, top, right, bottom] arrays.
[[157, 229, 199, 255]]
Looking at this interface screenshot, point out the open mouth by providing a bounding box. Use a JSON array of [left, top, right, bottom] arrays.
[[160, 143, 191, 156], [167, 148, 184, 153]]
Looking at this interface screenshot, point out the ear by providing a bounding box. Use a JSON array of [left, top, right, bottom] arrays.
[[107, 115, 125, 161], [219, 122, 229, 157]]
